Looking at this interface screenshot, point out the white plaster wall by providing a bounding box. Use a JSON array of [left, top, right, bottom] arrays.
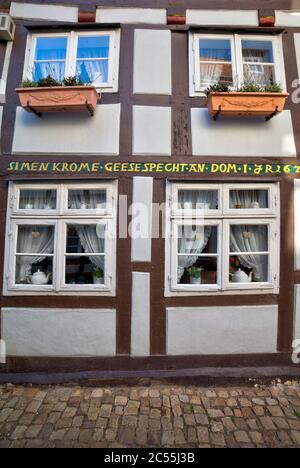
[[186, 10, 258, 26], [133, 30, 171, 95], [131, 177, 153, 262], [294, 34, 300, 81], [295, 180, 300, 270], [191, 109, 296, 157], [133, 106, 172, 156], [276, 11, 300, 27], [96, 8, 166, 25], [1, 308, 116, 357], [13, 104, 120, 155], [131, 273, 150, 356], [10, 2, 78, 22], [294, 286, 300, 341], [167, 306, 278, 355]]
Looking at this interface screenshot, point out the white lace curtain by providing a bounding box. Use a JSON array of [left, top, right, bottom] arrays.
[[242, 43, 273, 85], [16, 226, 54, 282], [19, 190, 56, 210], [75, 225, 105, 271], [230, 225, 268, 281], [177, 225, 212, 281], [230, 190, 267, 209]]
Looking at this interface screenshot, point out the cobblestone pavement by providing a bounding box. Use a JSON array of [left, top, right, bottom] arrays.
[[0, 380, 300, 448]]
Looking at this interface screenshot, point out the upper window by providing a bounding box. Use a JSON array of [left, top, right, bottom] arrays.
[[190, 33, 285, 94], [24, 30, 120, 91], [4, 182, 117, 296]]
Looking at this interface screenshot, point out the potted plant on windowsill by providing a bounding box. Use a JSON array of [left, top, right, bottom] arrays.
[[205, 81, 289, 121], [187, 266, 203, 285], [16, 75, 99, 117], [93, 268, 104, 285]]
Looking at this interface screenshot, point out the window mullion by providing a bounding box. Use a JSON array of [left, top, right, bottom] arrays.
[[234, 34, 243, 89]]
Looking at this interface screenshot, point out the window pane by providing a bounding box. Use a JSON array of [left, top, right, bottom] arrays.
[[200, 63, 233, 87], [229, 189, 268, 209], [19, 189, 57, 210], [66, 225, 105, 254], [178, 225, 218, 254], [178, 256, 218, 285], [65, 256, 104, 285], [242, 40, 274, 63], [15, 256, 53, 285], [230, 225, 269, 253], [178, 190, 218, 210], [199, 39, 232, 62], [35, 37, 68, 61], [76, 59, 109, 84], [33, 37, 67, 82], [229, 254, 269, 283], [17, 226, 54, 254], [68, 189, 107, 210], [243, 64, 275, 86]]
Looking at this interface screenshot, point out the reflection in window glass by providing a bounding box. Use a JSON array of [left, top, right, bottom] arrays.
[[15, 225, 54, 284], [229, 225, 269, 283], [76, 35, 110, 84]]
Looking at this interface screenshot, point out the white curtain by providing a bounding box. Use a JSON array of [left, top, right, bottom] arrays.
[[19, 190, 56, 210], [177, 225, 212, 282], [16, 226, 54, 282], [242, 43, 273, 85], [230, 225, 268, 281], [75, 225, 105, 271], [178, 190, 218, 210], [34, 38, 67, 82], [230, 190, 267, 209], [68, 190, 106, 210]]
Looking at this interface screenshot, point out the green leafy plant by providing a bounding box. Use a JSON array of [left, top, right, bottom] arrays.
[[20, 79, 37, 88], [93, 268, 104, 279], [37, 75, 62, 87], [63, 76, 85, 87], [187, 266, 203, 278], [204, 83, 231, 96]]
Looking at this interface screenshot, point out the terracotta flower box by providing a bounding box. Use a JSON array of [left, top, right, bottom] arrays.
[[207, 92, 289, 121], [16, 86, 99, 117]]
